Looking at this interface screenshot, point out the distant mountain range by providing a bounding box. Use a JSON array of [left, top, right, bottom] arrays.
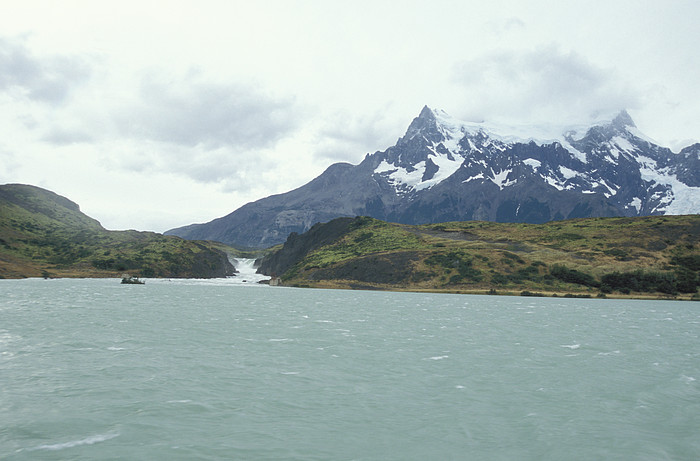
[[166, 107, 700, 248]]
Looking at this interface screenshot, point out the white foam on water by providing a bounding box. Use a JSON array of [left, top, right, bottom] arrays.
[[145, 258, 271, 286], [561, 344, 581, 350], [29, 431, 119, 451], [229, 258, 271, 285]]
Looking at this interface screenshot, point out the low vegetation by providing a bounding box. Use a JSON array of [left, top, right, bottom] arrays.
[[259, 215, 700, 300], [0, 184, 236, 279], [4, 183, 699, 299]]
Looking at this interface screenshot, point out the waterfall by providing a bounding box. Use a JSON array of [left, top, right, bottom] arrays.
[[228, 257, 271, 284]]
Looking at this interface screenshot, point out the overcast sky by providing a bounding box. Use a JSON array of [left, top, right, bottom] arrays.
[[1, 0, 698, 232]]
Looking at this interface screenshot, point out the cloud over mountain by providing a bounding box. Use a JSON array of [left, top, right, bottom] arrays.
[[452, 46, 639, 124]]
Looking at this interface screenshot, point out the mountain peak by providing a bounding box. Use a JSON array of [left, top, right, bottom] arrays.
[[418, 105, 435, 119], [401, 106, 440, 143], [611, 110, 636, 129]]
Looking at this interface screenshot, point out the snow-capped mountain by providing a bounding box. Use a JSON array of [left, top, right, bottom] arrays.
[[166, 106, 700, 248]]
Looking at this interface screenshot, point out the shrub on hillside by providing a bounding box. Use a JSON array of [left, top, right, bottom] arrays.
[[600, 270, 681, 295], [549, 265, 599, 287]]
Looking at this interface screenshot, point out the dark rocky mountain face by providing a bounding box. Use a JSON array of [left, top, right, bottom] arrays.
[[166, 107, 700, 248]]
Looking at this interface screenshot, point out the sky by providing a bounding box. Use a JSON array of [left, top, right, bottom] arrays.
[[1, 0, 699, 232]]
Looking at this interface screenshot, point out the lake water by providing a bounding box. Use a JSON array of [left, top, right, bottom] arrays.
[[1, 276, 699, 460]]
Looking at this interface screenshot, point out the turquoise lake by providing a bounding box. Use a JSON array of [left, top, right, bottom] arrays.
[[1, 277, 699, 460]]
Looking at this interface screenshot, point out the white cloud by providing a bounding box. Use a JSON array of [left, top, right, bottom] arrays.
[[312, 108, 403, 163], [115, 73, 301, 149], [0, 36, 92, 105], [451, 46, 640, 125]]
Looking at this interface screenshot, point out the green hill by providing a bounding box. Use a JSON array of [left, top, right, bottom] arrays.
[[258, 215, 700, 299], [0, 184, 236, 279]]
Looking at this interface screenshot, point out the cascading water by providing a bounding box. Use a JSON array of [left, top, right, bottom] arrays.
[[228, 257, 271, 284]]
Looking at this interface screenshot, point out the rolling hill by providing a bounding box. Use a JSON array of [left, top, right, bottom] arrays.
[[257, 215, 700, 299], [0, 184, 235, 279]]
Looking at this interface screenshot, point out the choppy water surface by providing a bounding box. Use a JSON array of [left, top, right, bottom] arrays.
[[1, 278, 699, 460]]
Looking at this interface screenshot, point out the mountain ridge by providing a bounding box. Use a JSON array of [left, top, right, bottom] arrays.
[[167, 107, 700, 248]]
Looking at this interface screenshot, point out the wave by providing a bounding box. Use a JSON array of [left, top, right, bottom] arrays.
[[30, 431, 119, 451]]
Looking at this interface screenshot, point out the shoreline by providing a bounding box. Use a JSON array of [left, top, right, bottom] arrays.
[[3, 273, 698, 302]]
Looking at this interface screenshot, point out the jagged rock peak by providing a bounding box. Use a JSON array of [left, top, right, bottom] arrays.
[[417, 104, 435, 120], [401, 105, 440, 142], [611, 110, 636, 129], [403, 106, 641, 144]]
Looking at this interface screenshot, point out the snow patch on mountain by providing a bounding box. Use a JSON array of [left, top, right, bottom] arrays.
[[638, 162, 700, 214], [562, 141, 588, 163], [426, 146, 465, 186], [600, 180, 619, 198], [490, 169, 516, 190], [612, 136, 637, 153], [432, 108, 608, 162], [628, 197, 642, 213], [626, 126, 659, 146], [374, 147, 465, 192], [608, 136, 639, 160], [523, 158, 541, 170], [559, 166, 579, 179], [463, 173, 485, 183], [434, 109, 569, 145], [374, 160, 424, 194], [432, 111, 467, 154], [543, 175, 565, 191]]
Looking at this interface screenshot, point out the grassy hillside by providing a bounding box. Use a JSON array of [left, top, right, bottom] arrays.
[[259, 215, 700, 300], [0, 184, 236, 279]]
